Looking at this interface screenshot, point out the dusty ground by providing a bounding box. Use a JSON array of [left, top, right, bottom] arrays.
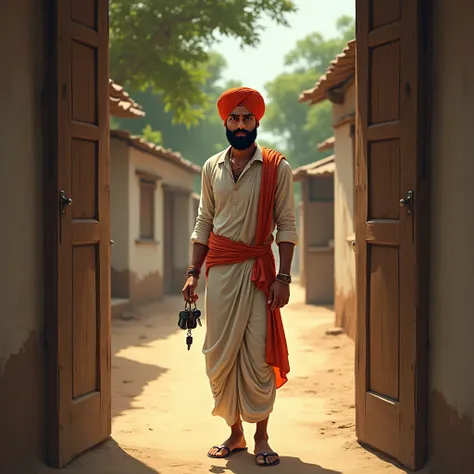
[[40, 284, 411, 474]]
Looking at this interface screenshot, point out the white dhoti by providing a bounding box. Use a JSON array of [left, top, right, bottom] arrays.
[[204, 260, 276, 425]]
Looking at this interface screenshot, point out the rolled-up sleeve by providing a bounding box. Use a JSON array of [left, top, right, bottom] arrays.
[[191, 160, 215, 246], [274, 160, 299, 246]]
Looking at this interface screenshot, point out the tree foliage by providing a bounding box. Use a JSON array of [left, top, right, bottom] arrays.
[[262, 15, 355, 169], [110, 0, 296, 125], [113, 53, 235, 169]]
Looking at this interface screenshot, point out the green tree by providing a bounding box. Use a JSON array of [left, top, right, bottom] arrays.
[[142, 124, 163, 145], [110, 0, 296, 125], [113, 52, 237, 168], [262, 15, 355, 169]]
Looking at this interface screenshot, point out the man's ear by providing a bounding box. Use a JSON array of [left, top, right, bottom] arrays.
[[256, 121, 260, 128]]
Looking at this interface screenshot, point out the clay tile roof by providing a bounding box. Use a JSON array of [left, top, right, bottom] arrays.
[[317, 136, 335, 152], [293, 154, 335, 181], [110, 129, 201, 175], [109, 79, 145, 118], [299, 40, 356, 105]]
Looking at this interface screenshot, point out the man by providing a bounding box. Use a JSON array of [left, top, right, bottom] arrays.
[[182, 86, 298, 468]]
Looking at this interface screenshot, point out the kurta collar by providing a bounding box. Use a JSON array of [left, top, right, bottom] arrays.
[[217, 144, 263, 164]]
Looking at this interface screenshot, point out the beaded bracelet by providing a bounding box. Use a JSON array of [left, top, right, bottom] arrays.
[[187, 266, 201, 279]]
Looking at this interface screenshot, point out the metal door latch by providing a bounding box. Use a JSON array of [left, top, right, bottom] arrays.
[[399, 190, 413, 215], [60, 190, 73, 217]]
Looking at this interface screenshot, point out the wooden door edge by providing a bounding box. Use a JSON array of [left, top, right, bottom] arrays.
[[354, 112, 368, 444], [354, 4, 370, 441]]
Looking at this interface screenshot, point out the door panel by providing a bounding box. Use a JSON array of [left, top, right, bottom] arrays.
[[355, 0, 428, 470], [48, 0, 111, 467]]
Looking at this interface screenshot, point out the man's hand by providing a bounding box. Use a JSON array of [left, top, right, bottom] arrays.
[[267, 280, 290, 311], [182, 276, 199, 303]]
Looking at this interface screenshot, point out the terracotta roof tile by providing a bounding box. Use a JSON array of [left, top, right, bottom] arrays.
[[293, 154, 335, 180], [299, 40, 356, 105], [109, 79, 145, 118], [111, 129, 201, 174], [317, 136, 335, 152]]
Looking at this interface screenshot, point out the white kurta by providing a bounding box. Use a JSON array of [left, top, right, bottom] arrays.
[[191, 144, 298, 426]]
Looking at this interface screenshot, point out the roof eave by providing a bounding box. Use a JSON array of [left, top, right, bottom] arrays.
[[110, 129, 201, 175]]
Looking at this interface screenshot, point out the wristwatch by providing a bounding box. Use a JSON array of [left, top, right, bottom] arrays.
[[276, 273, 292, 284]]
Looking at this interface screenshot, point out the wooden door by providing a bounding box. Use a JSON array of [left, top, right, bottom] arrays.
[[355, 0, 429, 470], [46, 0, 111, 467]]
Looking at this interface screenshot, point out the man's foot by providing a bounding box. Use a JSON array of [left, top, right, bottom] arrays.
[[254, 439, 280, 467], [208, 432, 247, 459]]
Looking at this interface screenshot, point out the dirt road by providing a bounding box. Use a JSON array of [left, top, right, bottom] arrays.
[[40, 284, 407, 474]]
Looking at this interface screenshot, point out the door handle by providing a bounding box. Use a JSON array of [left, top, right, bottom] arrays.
[[399, 190, 413, 215]]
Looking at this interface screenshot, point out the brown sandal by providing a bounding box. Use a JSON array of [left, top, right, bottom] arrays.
[[208, 446, 247, 459]]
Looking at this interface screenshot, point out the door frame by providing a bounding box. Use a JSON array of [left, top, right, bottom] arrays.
[[354, 0, 432, 469]]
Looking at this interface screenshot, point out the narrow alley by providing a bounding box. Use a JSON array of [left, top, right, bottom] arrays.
[[40, 284, 406, 474]]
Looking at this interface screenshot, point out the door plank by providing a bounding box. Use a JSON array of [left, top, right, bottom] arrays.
[[355, 0, 428, 469], [368, 246, 399, 399], [365, 392, 400, 459], [47, 0, 111, 467], [72, 246, 99, 398]]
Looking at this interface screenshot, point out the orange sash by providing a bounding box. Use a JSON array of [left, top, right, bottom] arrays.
[[205, 147, 290, 389]]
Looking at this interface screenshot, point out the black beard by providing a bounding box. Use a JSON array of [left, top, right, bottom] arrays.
[[226, 127, 257, 150]]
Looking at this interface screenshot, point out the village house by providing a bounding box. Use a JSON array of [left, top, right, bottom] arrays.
[[299, 40, 356, 338], [109, 129, 200, 312], [108, 80, 201, 312], [293, 155, 335, 305], [1, 1, 474, 473]]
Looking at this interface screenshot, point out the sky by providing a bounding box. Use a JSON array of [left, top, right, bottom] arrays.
[[213, 0, 355, 102]]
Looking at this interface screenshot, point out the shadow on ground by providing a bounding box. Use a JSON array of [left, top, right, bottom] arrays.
[[111, 294, 186, 420], [111, 356, 168, 420], [209, 452, 342, 474], [38, 438, 159, 474]]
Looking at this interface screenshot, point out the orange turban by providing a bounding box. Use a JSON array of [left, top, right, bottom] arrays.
[[217, 87, 266, 123]]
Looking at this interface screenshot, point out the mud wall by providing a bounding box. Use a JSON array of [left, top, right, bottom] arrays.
[[428, 0, 474, 471], [0, 0, 47, 471], [333, 83, 356, 339]]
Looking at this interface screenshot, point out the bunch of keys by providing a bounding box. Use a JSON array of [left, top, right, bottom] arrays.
[[177, 301, 202, 350]]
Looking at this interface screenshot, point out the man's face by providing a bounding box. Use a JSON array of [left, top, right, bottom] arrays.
[[225, 105, 258, 150]]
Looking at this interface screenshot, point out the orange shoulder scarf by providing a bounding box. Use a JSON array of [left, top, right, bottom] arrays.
[[205, 147, 290, 389]]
